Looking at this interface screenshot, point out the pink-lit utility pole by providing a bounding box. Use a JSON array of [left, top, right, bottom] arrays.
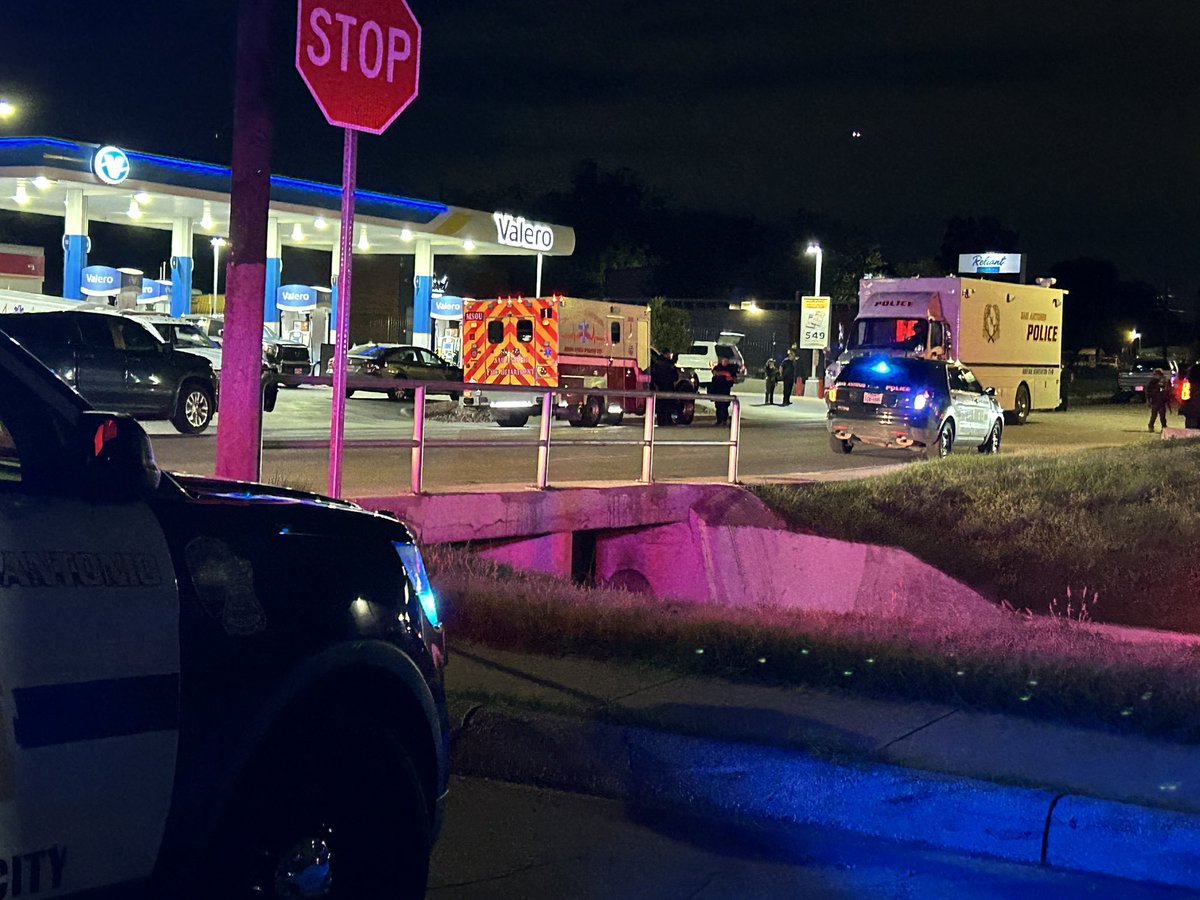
[[215, 0, 274, 482]]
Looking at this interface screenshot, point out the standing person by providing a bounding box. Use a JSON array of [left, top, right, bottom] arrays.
[[1146, 368, 1172, 432], [651, 350, 680, 426], [710, 356, 738, 425], [763, 357, 779, 405], [780, 350, 797, 406]]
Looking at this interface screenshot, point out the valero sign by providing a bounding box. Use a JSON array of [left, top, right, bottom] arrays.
[[80, 265, 121, 296], [93, 146, 130, 185], [276, 284, 321, 310], [493, 212, 554, 252]]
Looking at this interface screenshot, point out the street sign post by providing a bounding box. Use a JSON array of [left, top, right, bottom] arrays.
[[799, 296, 831, 349], [295, 0, 421, 497]]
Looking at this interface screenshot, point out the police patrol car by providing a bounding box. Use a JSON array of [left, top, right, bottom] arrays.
[[827, 356, 1004, 459], [0, 326, 447, 897]]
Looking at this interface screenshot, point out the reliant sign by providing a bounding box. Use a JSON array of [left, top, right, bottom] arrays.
[[493, 212, 554, 252], [958, 252, 1023, 275]]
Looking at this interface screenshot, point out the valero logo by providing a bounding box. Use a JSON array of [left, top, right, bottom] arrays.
[[93, 146, 131, 185]]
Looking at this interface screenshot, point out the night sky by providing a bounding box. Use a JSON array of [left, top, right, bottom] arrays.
[[2, 0, 1198, 297]]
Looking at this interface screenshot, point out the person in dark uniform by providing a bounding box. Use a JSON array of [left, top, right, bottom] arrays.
[[710, 356, 738, 425], [1146, 368, 1172, 432], [764, 357, 779, 404], [651, 350, 680, 425], [780, 350, 797, 406]]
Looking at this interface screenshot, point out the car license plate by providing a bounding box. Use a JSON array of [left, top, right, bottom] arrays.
[[1135, 385, 1144, 391], [864, 391, 883, 404]]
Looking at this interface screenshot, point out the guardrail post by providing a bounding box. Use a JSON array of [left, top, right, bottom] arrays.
[[727, 396, 741, 484], [411, 384, 426, 494], [641, 393, 655, 483], [536, 391, 554, 489]]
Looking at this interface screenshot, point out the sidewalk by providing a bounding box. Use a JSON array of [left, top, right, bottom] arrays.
[[447, 641, 1200, 891]]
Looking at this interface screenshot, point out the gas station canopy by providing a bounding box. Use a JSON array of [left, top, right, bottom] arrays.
[[0, 136, 576, 258]]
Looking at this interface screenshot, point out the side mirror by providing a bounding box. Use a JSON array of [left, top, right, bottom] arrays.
[[77, 411, 161, 500], [985, 386, 996, 397]]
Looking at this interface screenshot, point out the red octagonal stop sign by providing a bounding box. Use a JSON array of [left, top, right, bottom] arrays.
[[296, 0, 422, 135]]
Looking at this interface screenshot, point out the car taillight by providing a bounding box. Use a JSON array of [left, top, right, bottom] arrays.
[[913, 391, 930, 411], [1183, 380, 1192, 402], [826, 385, 838, 402]]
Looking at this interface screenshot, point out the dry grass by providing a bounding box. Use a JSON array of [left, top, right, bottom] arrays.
[[427, 548, 1200, 741], [752, 439, 1200, 633]]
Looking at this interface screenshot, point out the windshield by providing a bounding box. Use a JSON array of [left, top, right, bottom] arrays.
[[350, 344, 392, 359], [172, 324, 218, 350], [850, 318, 929, 352]]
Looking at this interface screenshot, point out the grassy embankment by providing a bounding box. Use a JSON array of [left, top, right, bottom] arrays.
[[430, 439, 1200, 740]]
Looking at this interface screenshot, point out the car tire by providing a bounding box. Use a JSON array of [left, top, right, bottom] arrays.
[[570, 396, 602, 428], [603, 410, 624, 426], [672, 380, 698, 426], [495, 412, 529, 427], [262, 383, 279, 413], [1004, 383, 1031, 425], [203, 715, 431, 900], [172, 382, 214, 434], [830, 434, 854, 454], [449, 391, 461, 402], [346, 389, 356, 398], [923, 420, 954, 459], [978, 422, 1002, 454]]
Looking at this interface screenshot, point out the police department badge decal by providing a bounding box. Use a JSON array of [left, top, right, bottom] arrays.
[[983, 304, 1001, 343]]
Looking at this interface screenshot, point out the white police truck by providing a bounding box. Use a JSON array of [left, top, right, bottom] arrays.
[[0, 323, 447, 898]]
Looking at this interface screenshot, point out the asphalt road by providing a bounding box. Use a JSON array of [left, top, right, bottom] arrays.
[[146, 383, 1180, 496], [427, 776, 1195, 899]]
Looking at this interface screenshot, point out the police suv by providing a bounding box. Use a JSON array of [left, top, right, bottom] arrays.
[[0, 326, 447, 898], [827, 356, 1004, 459]]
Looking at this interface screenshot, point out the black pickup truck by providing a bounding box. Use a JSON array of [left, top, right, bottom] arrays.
[[0, 322, 448, 898]]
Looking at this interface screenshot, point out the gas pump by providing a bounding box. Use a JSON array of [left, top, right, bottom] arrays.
[[276, 283, 331, 363], [431, 294, 465, 365]]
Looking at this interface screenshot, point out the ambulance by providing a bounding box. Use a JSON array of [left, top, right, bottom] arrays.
[[461, 296, 652, 427], [0, 325, 447, 897], [839, 276, 1066, 424]]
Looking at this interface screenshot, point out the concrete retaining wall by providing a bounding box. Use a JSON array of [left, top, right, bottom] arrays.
[[357, 483, 1003, 619]]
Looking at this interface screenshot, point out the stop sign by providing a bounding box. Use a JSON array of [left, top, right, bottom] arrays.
[[295, 0, 422, 134]]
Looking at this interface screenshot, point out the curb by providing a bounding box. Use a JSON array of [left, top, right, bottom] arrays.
[[451, 702, 1200, 890]]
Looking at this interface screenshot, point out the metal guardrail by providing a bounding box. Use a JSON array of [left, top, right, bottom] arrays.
[[264, 374, 741, 497]]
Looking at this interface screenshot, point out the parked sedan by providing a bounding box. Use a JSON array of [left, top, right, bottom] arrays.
[[826, 356, 1003, 459], [347, 343, 463, 400]]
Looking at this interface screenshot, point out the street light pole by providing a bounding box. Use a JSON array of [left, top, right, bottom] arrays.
[[804, 241, 824, 395]]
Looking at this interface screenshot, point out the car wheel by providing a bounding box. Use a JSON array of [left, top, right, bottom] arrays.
[[449, 391, 461, 402], [571, 396, 603, 428], [495, 412, 529, 427], [603, 410, 624, 426], [978, 422, 1002, 454], [262, 383, 279, 413], [923, 420, 954, 459], [830, 434, 853, 454], [204, 717, 431, 900], [670, 380, 697, 425], [172, 382, 214, 434], [345, 389, 356, 399], [1005, 383, 1031, 425]]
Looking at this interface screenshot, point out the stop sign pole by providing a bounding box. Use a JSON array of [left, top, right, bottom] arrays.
[[295, 0, 422, 498]]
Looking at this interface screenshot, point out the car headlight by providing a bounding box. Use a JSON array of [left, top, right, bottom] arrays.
[[913, 391, 930, 411]]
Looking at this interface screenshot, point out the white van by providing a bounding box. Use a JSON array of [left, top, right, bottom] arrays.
[[675, 332, 747, 388]]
